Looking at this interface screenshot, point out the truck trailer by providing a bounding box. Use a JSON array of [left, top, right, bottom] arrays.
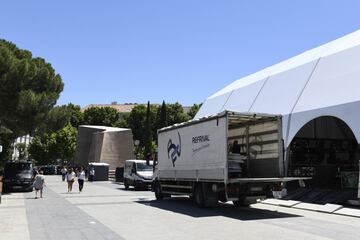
[[153, 111, 304, 207]]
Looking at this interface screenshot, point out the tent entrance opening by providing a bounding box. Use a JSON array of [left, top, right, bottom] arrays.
[[288, 116, 359, 190]]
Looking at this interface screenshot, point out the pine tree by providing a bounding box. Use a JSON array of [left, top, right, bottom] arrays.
[[144, 101, 152, 163]]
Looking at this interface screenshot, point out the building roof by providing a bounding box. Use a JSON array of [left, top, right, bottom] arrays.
[[83, 103, 192, 113], [82, 103, 138, 113], [79, 125, 130, 132]]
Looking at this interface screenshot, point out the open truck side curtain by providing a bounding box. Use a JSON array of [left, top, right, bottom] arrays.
[[153, 111, 306, 207]]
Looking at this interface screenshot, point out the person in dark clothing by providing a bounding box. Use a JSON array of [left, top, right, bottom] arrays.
[[232, 140, 241, 153], [77, 167, 85, 192]]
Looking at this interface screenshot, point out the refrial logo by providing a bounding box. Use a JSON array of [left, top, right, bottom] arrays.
[[192, 134, 210, 155], [167, 132, 181, 167]]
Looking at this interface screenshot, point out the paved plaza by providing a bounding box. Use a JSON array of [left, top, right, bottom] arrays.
[[1, 176, 360, 240]]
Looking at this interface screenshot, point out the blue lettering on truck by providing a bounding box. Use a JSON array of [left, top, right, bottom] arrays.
[[192, 135, 210, 143]]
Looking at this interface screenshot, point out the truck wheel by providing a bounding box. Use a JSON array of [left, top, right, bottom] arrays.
[[154, 181, 163, 200], [232, 200, 249, 207], [194, 185, 205, 208], [124, 180, 129, 190]]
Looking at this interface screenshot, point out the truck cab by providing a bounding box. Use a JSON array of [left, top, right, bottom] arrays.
[[123, 160, 153, 190]]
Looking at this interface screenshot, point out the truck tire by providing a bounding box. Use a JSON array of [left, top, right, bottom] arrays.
[[194, 184, 205, 208], [154, 181, 163, 200], [124, 180, 129, 190], [232, 200, 250, 207], [2, 184, 9, 193]]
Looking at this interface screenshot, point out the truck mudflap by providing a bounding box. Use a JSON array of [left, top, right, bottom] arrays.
[[227, 177, 311, 184]]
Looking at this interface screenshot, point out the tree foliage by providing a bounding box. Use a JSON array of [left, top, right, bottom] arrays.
[[83, 107, 119, 126], [123, 101, 199, 157], [167, 102, 191, 126], [156, 101, 167, 132], [187, 103, 201, 119], [0, 39, 63, 165], [0, 39, 64, 137], [144, 101, 152, 156], [39, 103, 83, 134], [29, 124, 77, 165]]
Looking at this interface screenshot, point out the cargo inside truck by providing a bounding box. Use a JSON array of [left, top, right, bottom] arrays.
[[226, 113, 283, 179]]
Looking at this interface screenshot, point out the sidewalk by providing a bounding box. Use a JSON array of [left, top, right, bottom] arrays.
[[0, 176, 125, 240]]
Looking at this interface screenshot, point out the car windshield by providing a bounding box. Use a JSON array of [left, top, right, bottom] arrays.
[[4, 162, 32, 174], [136, 162, 153, 171], [5, 162, 31, 171]]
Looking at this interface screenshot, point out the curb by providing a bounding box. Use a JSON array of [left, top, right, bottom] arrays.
[[260, 198, 360, 218]]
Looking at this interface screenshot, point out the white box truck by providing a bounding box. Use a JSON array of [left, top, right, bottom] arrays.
[[153, 111, 304, 207]]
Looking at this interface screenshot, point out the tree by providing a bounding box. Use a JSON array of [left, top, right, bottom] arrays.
[[157, 100, 167, 129], [144, 101, 152, 157], [29, 124, 77, 165], [0, 39, 64, 164], [38, 103, 83, 134], [83, 107, 119, 126], [154, 100, 167, 141], [54, 124, 77, 165], [167, 102, 191, 126], [0, 39, 64, 136], [187, 103, 202, 119], [28, 133, 57, 166]]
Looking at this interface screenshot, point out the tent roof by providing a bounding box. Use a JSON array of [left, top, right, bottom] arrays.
[[196, 29, 360, 119]]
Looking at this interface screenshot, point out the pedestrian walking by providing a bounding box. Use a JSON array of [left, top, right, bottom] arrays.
[[34, 170, 45, 199], [61, 166, 67, 181], [66, 168, 76, 192], [77, 167, 85, 192], [89, 167, 95, 182]]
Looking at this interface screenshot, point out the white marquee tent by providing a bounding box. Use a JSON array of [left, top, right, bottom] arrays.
[[195, 29, 360, 148]]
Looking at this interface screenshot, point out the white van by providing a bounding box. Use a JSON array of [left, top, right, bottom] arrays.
[[123, 159, 153, 189]]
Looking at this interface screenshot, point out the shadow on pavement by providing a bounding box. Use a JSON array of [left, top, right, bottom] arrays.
[[136, 197, 302, 221]]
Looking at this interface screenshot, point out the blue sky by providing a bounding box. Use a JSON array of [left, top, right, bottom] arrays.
[[1, 1, 360, 107]]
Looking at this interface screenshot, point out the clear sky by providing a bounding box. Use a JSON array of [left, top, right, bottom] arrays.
[[1, 1, 360, 107]]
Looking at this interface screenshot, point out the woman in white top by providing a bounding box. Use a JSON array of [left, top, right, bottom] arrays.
[[34, 170, 45, 199], [66, 168, 76, 192], [77, 167, 86, 192]]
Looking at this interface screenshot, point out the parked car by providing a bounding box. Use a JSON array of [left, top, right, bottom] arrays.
[[123, 160, 153, 189], [2, 160, 34, 192], [41, 165, 57, 175]]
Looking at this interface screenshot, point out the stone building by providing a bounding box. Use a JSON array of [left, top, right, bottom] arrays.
[[74, 125, 135, 170]]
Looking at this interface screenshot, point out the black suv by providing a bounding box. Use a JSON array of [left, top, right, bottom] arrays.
[[2, 161, 34, 192]]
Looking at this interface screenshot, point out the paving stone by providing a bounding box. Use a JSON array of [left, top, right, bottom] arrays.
[[260, 199, 300, 207], [293, 203, 343, 213], [24, 183, 125, 240], [334, 208, 360, 218]]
